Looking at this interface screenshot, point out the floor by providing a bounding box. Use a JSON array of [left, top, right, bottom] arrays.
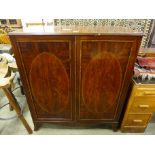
[[0, 74, 155, 135]]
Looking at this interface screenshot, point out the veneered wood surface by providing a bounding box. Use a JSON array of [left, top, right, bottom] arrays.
[[9, 25, 143, 36], [10, 36, 75, 120], [76, 36, 142, 121], [82, 52, 122, 113], [9, 33, 142, 130], [29, 52, 69, 114]]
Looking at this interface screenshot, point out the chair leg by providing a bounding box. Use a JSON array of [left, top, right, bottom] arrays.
[[9, 103, 14, 111], [8, 87, 14, 111], [3, 88, 33, 134], [17, 77, 25, 95]]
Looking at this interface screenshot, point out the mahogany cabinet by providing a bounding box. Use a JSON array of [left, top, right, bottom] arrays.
[[9, 27, 142, 130]]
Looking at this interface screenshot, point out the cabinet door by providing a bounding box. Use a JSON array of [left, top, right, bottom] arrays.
[[11, 35, 75, 121], [76, 35, 141, 121]]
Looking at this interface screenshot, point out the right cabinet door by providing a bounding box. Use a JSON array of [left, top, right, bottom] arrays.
[[76, 35, 141, 122]]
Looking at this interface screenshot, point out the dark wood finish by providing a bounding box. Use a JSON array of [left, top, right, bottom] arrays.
[[29, 52, 70, 115], [9, 26, 142, 130], [76, 35, 142, 130]]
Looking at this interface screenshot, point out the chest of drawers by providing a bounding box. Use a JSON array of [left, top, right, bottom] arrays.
[[121, 79, 155, 132]]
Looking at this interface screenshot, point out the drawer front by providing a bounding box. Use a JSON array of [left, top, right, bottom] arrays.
[[123, 114, 151, 126], [121, 126, 146, 133], [129, 98, 155, 113], [135, 88, 155, 98]]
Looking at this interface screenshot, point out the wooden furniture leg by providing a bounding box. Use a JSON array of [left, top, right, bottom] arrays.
[[17, 77, 25, 95], [3, 87, 33, 134], [112, 123, 119, 132], [8, 87, 14, 111], [34, 122, 41, 131], [9, 103, 13, 111]]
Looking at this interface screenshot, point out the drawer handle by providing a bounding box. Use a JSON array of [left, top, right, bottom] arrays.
[[133, 119, 143, 123], [139, 105, 150, 108], [143, 92, 155, 96]]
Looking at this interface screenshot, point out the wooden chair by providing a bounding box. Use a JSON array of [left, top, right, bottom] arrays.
[[0, 56, 32, 134]]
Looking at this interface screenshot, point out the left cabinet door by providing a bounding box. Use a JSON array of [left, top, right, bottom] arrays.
[[10, 35, 75, 122]]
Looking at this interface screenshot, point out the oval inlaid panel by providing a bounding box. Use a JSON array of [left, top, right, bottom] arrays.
[[29, 52, 69, 114], [82, 52, 122, 113]]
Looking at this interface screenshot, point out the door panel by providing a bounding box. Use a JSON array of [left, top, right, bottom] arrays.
[[17, 36, 75, 120], [76, 36, 136, 120]]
